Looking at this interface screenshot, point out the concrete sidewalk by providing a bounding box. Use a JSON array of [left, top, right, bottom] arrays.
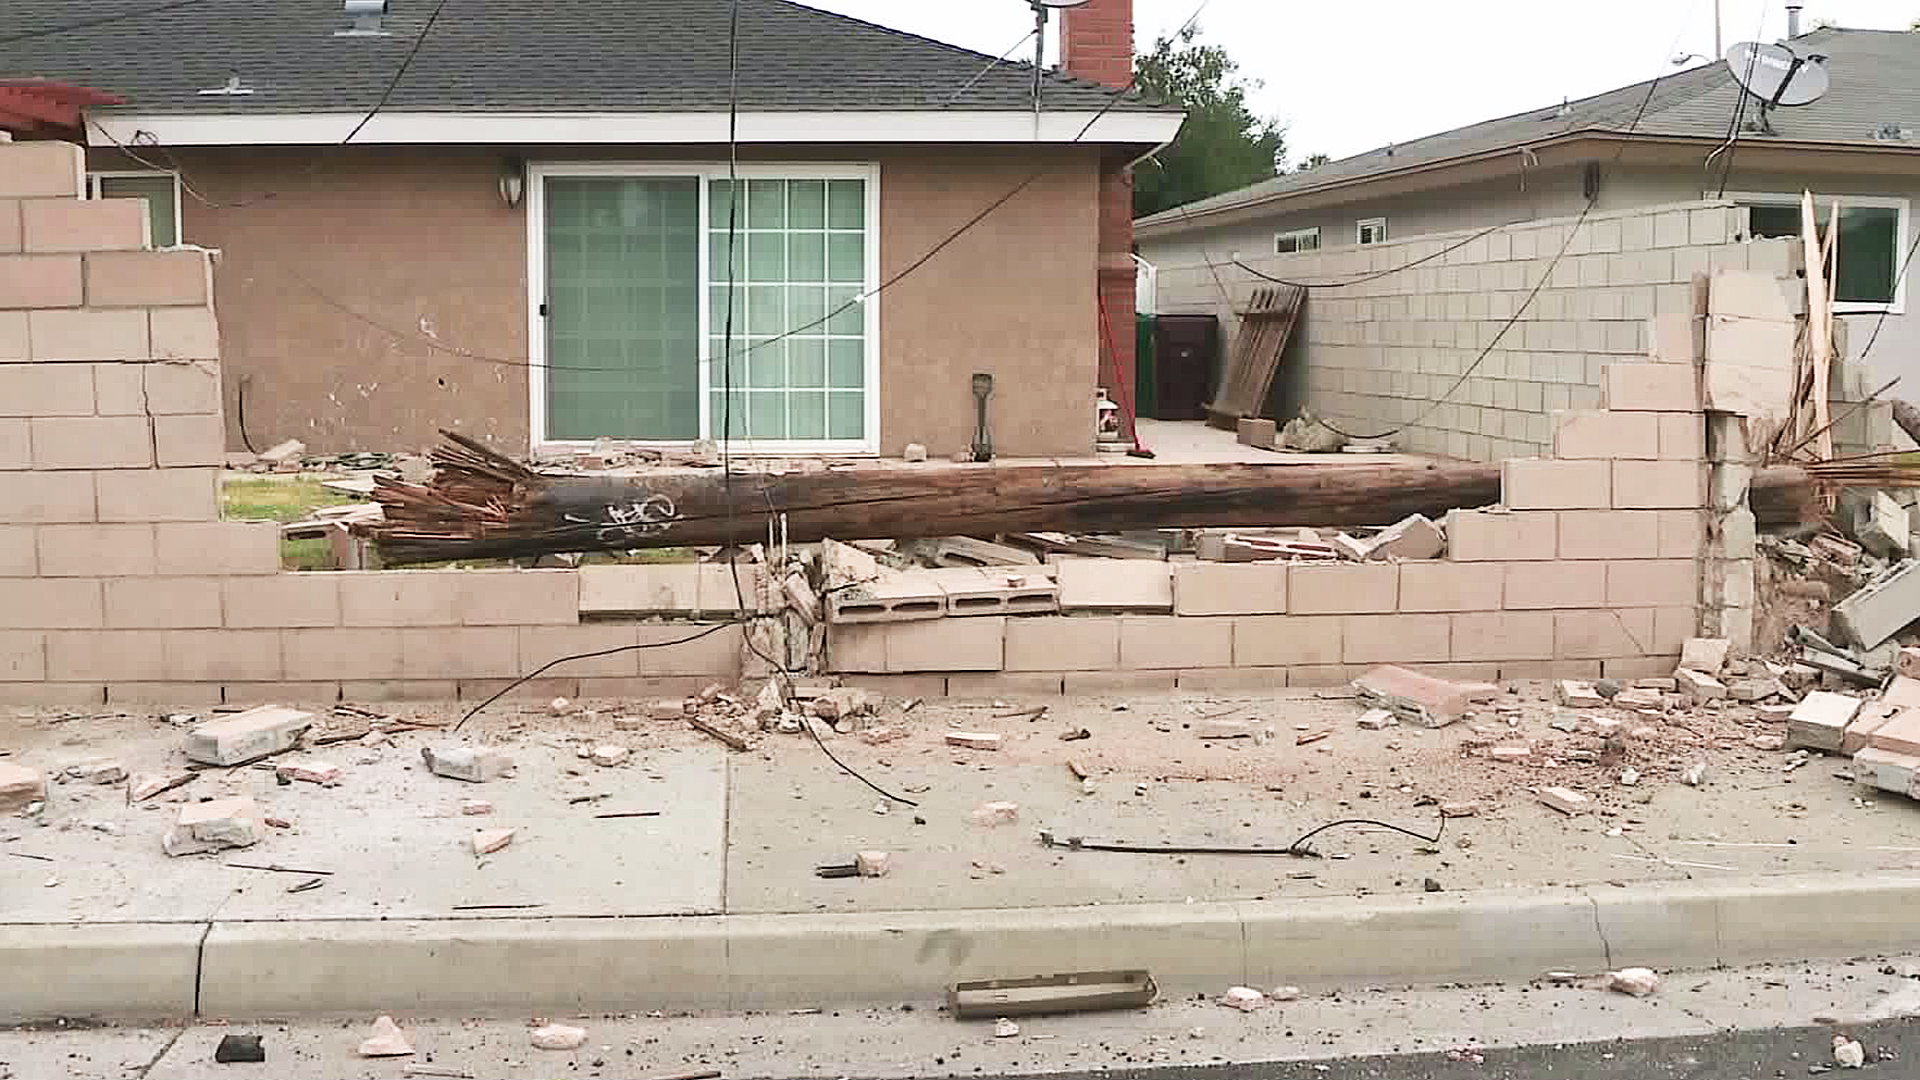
[[5, 683, 1920, 1019]]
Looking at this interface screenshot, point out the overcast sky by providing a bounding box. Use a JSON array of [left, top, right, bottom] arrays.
[[806, 0, 1920, 165]]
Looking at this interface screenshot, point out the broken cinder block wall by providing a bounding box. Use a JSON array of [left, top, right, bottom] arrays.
[[0, 140, 747, 709]]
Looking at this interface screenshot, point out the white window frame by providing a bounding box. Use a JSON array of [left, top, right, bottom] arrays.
[[1721, 190, 1909, 315], [526, 161, 882, 455], [1356, 217, 1388, 246], [1273, 227, 1320, 254], [86, 168, 184, 248]]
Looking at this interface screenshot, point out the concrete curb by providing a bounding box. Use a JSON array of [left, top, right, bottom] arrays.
[[12, 872, 1920, 1020]]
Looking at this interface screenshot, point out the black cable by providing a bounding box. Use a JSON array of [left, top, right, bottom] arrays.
[[1856, 224, 1920, 363], [1226, 221, 1510, 290], [235, 374, 258, 455], [1038, 811, 1444, 858], [939, 29, 1039, 109], [450, 620, 750, 733], [1711, 6, 1770, 198], [804, 715, 918, 807], [0, 0, 215, 45]]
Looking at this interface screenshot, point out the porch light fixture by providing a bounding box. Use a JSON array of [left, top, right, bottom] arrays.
[[498, 156, 525, 208]]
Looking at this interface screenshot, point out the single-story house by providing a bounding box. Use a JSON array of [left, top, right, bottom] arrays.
[[1137, 23, 1920, 396], [2, 0, 1181, 456]]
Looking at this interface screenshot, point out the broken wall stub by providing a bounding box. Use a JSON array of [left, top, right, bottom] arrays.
[[1153, 200, 1799, 464], [0, 140, 748, 709]]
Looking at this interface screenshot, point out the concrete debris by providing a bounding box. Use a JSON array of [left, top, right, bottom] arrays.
[[358, 1015, 414, 1058], [1851, 747, 1920, 797], [1833, 559, 1920, 650], [184, 705, 315, 766], [1681, 761, 1710, 786], [1885, 675, 1920, 709], [808, 687, 876, 721], [1354, 708, 1398, 731], [859, 725, 909, 745], [1536, 786, 1589, 815], [1679, 638, 1731, 675], [1634, 677, 1678, 692], [214, 1034, 266, 1063], [1280, 410, 1347, 453], [0, 762, 47, 813], [1196, 719, 1257, 739], [1584, 716, 1623, 738], [162, 796, 262, 856], [1608, 967, 1660, 997], [547, 697, 573, 717], [856, 850, 891, 878], [1488, 746, 1532, 762], [471, 828, 515, 855], [1439, 801, 1479, 818], [993, 1017, 1020, 1038], [1788, 691, 1863, 753], [1857, 492, 1909, 559], [1843, 703, 1901, 754], [642, 698, 687, 722], [530, 1024, 587, 1051], [1220, 986, 1266, 1011], [1833, 1035, 1866, 1069], [1750, 734, 1788, 751], [968, 801, 1020, 826], [589, 745, 630, 768], [274, 758, 341, 786], [1271, 985, 1302, 1002], [1549, 712, 1580, 733], [1619, 767, 1640, 787], [1674, 669, 1727, 701], [258, 438, 306, 465], [1367, 514, 1446, 561], [1353, 665, 1495, 728], [1726, 677, 1784, 703], [63, 758, 126, 785], [458, 799, 493, 816], [421, 746, 514, 783], [946, 731, 1003, 751], [1611, 688, 1663, 710], [1900, 646, 1920, 680], [128, 771, 190, 802], [902, 443, 929, 463]]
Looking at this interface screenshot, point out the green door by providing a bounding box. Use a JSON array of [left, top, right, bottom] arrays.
[[544, 176, 701, 441]]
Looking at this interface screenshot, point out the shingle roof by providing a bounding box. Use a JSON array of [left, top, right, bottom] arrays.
[[1, 0, 1174, 117], [1139, 27, 1918, 229]]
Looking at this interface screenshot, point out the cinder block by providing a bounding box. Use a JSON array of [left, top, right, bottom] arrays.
[[339, 570, 461, 626], [221, 682, 342, 706], [945, 672, 1060, 697], [399, 627, 520, 679], [1606, 559, 1700, 607], [44, 629, 167, 680], [1055, 558, 1172, 612], [36, 523, 155, 577], [1397, 562, 1503, 612], [827, 623, 887, 673], [0, 200, 16, 254], [1612, 460, 1705, 509], [1286, 664, 1352, 687], [184, 706, 315, 765], [30, 416, 153, 469], [575, 675, 716, 700], [0, 254, 82, 308], [924, 566, 1057, 616], [91, 362, 144, 416], [1177, 667, 1285, 692], [108, 682, 224, 707], [0, 630, 45, 680], [1171, 562, 1287, 615], [456, 569, 579, 626], [516, 625, 644, 678], [149, 307, 220, 360], [1550, 410, 1658, 459], [161, 629, 283, 681], [1833, 560, 1920, 650], [1452, 611, 1554, 661], [886, 617, 1005, 672], [0, 364, 99, 417], [632, 623, 742, 678], [26, 308, 148, 362], [0, 418, 23, 470], [0, 681, 105, 707], [1554, 609, 1656, 659], [1558, 510, 1660, 560], [96, 467, 218, 522], [455, 677, 579, 702], [0, 577, 103, 628], [1647, 312, 1703, 363], [1657, 414, 1704, 459], [0, 471, 95, 523], [1288, 563, 1397, 614], [0, 310, 23, 361], [1344, 614, 1450, 664], [143, 361, 222, 414], [1119, 615, 1232, 669], [578, 563, 703, 615], [0, 142, 85, 199], [1234, 614, 1342, 666], [1063, 670, 1176, 694], [21, 197, 149, 253], [1597, 655, 1683, 679], [84, 250, 211, 307], [1236, 417, 1276, 448], [153, 414, 225, 467], [1704, 319, 1795, 418], [152, 521, 278, 575], [0, 526, 35, 576], [1005, 616, 1119, 671], [1502, 459, 1610, 509], [1604, 362, 1699, 412], [283, 627, 404, 681], [1658, 509, 1707, 558], [221, 573, 341, 628], [1505, 560, 1606, 609], [105, 576, 223, 628], [338, 679, 458, 702]]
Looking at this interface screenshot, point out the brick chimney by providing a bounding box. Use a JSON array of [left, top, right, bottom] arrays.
[[1062, 0, 1141, 438]]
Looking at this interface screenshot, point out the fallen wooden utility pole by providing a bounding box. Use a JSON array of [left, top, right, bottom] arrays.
[[371, 433, 1824, 564]]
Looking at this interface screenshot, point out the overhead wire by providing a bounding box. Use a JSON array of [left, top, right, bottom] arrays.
[[0, 0, 217, 46]]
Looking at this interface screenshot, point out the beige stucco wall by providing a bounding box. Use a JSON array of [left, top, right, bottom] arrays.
[[114, 144, 1101, 458]]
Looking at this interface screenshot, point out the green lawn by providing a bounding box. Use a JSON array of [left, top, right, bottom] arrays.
[[221, 478, 362, 570]]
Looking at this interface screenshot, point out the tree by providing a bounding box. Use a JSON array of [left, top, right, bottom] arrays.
[[1131, 25, 1285, 218], [1295, 152, 1332, 172]]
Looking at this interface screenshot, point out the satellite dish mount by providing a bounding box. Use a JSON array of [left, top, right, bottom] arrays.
[[1028, 0, 1092, 133], [1724, 41, 1830, 134]]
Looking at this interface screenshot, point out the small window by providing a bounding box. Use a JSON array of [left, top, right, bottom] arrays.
[[1357, 217, 1388, 245], [1273, 227, 1320, 254], [86, 172, 181, 247], [1744, 199, 1903, 308]]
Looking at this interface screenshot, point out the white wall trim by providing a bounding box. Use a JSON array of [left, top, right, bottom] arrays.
[[1719, 190, 1909, 315], [527, 161, 882, 455], [89, 110, 1183, 148]]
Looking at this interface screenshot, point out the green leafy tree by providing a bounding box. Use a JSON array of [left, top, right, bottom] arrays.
[[1132, 25, 1286, 217]]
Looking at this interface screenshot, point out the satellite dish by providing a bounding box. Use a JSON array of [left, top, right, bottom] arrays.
[[1724, 42, 1830, 107], [1031, 0, 1092, 6]]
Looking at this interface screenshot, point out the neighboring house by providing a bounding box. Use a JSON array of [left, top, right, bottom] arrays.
[[1137, 25, 1920, 395], [2, 0, 1180, 456]]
